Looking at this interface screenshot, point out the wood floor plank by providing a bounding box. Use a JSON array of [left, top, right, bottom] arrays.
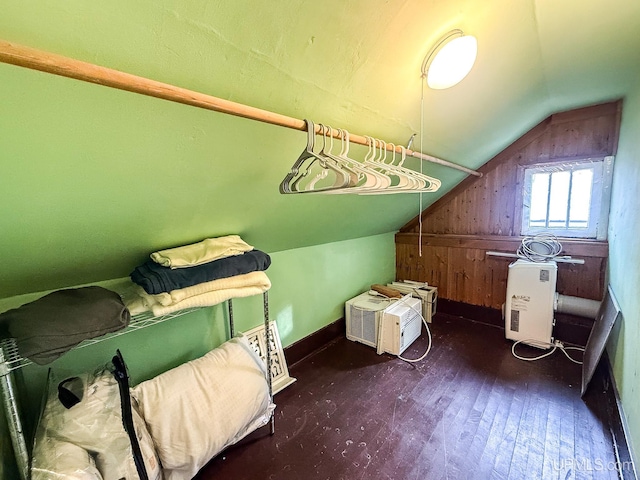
[[473, 381, 517, 479], [414, 369, 491, 479], [558, 396, 576, 480], [573, 390, 596, 480], [542, 395, 563, 479], [423, 373, 494, 479], [523, 389, 550, 480], [506, 382, 540, 480], [351, 342, 466, 479], [491, 387, 527, 478]]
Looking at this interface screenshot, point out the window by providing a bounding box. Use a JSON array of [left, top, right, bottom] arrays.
[[521, 156, 614, 239]]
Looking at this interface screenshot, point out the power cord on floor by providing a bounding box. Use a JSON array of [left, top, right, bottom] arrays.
[[511, 338, 584, 364], [390, 294, 432, 363]]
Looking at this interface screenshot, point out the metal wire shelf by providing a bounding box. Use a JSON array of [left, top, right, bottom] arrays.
[[0, 307, 201, 375]]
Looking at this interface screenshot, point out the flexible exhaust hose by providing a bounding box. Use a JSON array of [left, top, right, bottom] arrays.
[[555, 294, 600, 319]]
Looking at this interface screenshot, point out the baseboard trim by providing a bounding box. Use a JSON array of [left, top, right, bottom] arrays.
[[284, 318, 345, 368], [437, 298, 592, 346], [604, 353, 638, 480], [437, 299, 503, 327]]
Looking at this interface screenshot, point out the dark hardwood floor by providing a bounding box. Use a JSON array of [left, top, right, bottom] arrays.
[[194, 314, 633, 480]]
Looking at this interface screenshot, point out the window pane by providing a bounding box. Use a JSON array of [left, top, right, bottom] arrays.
[[529, 173, 550, 228], [548, 171, 570, 228], [568, 168, 593, 228], [522, 158, 608, 239]]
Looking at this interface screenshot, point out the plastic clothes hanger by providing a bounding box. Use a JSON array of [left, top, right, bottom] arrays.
[[355, 138, 410, 194], [289, 122, 351, 193], [359, 143, 418, 194], [279, 120, 351, 194], [379, 144, 432, 193], [373, 143, 441, 193], [376, 142, 416, 189], [357, 142, 441, 194], [394, 145, 441, 192], [348, 132, 390, 190], [356, 136, 392, 191], [279, 121, 441, 195], [279, 119, 316, 194], [363, 137, 393, 190], [305, 125, 359, 192], [341, 130, 391, 191], [321, 129, 389, 194]]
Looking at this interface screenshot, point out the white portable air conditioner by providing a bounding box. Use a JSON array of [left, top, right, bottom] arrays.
[[504, 260, 557, 348], [345, 292, 422, 355]]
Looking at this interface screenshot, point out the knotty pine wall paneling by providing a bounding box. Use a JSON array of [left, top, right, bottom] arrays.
[[396, 102, 621, 312]]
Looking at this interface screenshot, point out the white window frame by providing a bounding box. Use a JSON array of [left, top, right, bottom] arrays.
[[520, 156, 614, 240]]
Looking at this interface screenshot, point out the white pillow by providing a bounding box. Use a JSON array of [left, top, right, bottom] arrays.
[[132, 335, 274, 480]]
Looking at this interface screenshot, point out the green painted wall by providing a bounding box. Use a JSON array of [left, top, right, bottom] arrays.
[[607, 80, 640, 467], [0, 232, 396, 477], [0, 1, 446, 300], [0, 58, 420, 298]]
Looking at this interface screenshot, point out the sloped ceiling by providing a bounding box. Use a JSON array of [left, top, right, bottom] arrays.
[[0, 0, 639, 297]]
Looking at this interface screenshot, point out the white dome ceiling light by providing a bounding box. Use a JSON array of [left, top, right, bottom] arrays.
[[421, 29, 478, 89]]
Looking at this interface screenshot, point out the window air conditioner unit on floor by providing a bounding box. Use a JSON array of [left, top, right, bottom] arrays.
[[387, 281, 438, 323], [345, 292, 422, 355]]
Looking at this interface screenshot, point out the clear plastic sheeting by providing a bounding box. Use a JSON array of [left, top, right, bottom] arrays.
[[520, 156, 614, 240], [31, 367, 162, 480], [31, 439, 103, 480]]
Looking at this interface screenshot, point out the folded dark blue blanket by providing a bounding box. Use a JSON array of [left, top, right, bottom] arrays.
[[130, 249, 271, 295]]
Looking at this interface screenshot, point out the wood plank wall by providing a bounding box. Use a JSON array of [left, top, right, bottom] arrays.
[[396, 102, 621, 310]]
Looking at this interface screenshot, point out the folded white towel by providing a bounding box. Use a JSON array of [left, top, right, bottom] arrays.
[[131, 271, 272, 316], [150, 235, 254, 269], [125, 295, 151, 316], [149, 282, 270, 316], [156, 271, 270, 306]]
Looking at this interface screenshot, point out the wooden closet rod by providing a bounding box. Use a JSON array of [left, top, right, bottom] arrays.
[[0, 39, 481, 177]]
